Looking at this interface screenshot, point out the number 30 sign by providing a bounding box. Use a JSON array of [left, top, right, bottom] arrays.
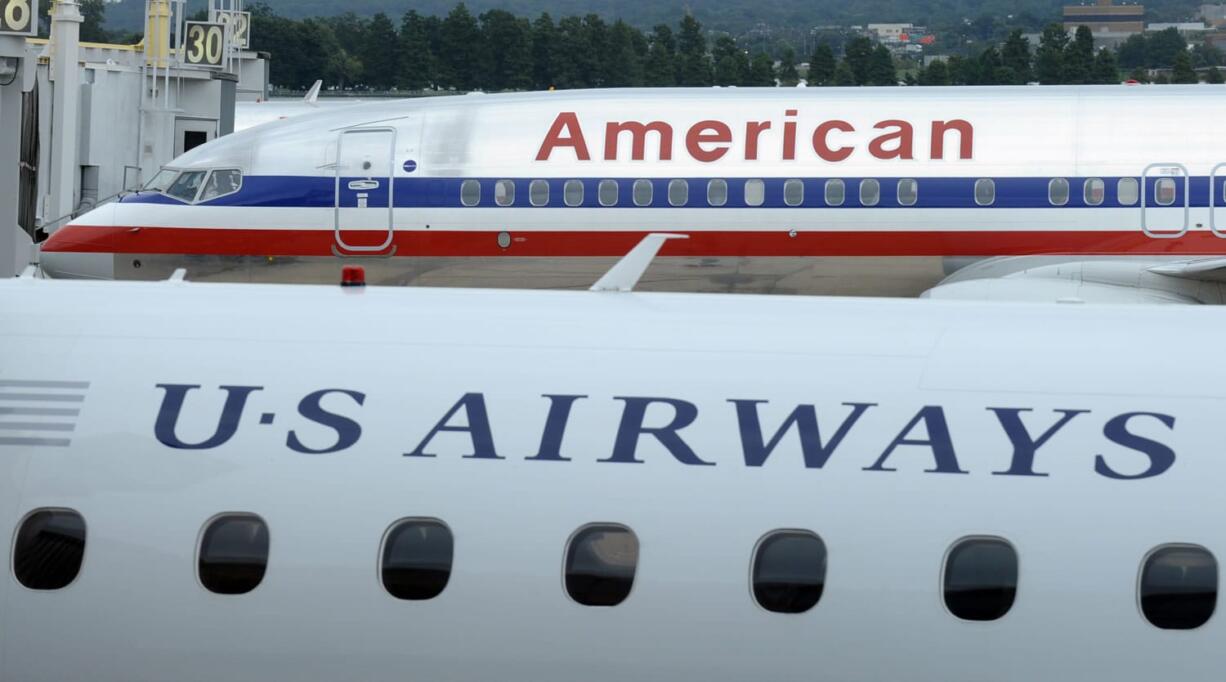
[[183, 21, 225, 68]]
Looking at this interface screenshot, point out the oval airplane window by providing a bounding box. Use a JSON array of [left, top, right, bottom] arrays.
[[1048, 178, 1070, 206], [1084, 178, 1105, 206], [198, 514, 269, 595], [1141, 545, 1217, 630], [859, 179, 880, 207], [1155, 178, 1177, 207], [1117, 178, 1139, 206], [752, 530, 827, 614], [529, 180, 549, 207], [897, 178, 918, 206], [707, 179, 728, 207], [943, 537, 1018, 621], [13, 509, 87, 590], [565, 524, 638, 607], [668, 179, 689, 207], [460, 179, 481, 207], [495, 180, 515, 207], [564, 179, 584, 207], [744, 179, 765, 207], [783, 179, 804, 207], [382, 519, 454, 601], [974, 178, 995, 206], [633, 179, 653, 207], [598, 179, 619, 207], [825, 179, 845, 207]]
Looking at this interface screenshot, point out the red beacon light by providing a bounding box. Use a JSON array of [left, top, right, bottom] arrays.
[[340, 265, 366, 288]]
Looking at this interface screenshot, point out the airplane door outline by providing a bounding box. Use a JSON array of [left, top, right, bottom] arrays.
[[1141, 163, 1189, 239], [334, 127, 396, 254], [1211, 163, 1226, 237]]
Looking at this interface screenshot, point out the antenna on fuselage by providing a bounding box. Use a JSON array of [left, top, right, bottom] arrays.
[[590, 233, 688, 293]]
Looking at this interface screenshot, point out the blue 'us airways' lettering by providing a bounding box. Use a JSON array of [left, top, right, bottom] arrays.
[[152, 385, 1177, 480]]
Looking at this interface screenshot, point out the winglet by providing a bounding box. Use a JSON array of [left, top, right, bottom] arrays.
[[303, 80, 323, 105], [590, 233, 688, 292], [167, 268, 188, 283]]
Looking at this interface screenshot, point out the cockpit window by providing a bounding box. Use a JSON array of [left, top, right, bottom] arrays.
[[144, 168, 179, 192], [199, 169, 243, 202], [165, 170, 207, 202]]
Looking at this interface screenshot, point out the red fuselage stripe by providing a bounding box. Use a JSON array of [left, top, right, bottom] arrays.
[[43, 225, 1226, 257]]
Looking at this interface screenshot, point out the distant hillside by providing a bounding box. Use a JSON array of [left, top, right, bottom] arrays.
[[101, 0, 1206, 35]]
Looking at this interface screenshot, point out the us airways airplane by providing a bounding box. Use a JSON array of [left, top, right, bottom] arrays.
[[39, 85, 1226, 302], [2, 273, 1225, 680]]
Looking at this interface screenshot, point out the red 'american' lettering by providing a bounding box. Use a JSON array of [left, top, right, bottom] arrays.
[[535, 111, 974, 163]]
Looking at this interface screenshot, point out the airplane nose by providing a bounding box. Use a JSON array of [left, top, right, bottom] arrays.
[[39, 203, 117, 280]]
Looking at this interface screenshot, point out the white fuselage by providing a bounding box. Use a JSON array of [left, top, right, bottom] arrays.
[[1, 277, 1224, 680], [41, 86, 1226, 299]]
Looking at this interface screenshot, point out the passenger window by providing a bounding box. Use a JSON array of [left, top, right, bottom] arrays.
[[859, 179, 880, 207], [198, 169, 243, 202], [633, 179, 653, 207], [460, 179, 481, 207], [897, 178, 918, 206], [598, 179, 618, 207], [744, 179, 765, 207], [974, 178, 996, 206], [1141, 545, 1217, 630], [943, 537, 1018, 621], [752, 530, 827, 614], [825, 179, 845, 206], [199, 514, 269, 595], [1049, 178, 1070, 206], [1117, 178, 1139, 206], [707, 179, 728, 207], [1083, 178, 1104, 206], [565, 524, 638, 606], [382, 519, 454, 601], [166, 170, 206, 203], [529, 180, 549, 207], [668, 179, 688, 207], [564, 179, 584, 207], [13, 509, 86, 590], [1155, 178, 1177, 206], [494, 180, 515, 207], [783, 179, 804, 207]]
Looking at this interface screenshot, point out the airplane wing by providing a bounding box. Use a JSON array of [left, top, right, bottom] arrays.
[[922, 257, 1226, 305]]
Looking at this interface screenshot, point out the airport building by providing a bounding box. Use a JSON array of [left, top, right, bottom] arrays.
[[1063, 0, 1145, 35]]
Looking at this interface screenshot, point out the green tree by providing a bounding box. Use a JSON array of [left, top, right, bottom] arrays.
[[1127, 66, 1149, 83], [605, 20, 645, 87], [80, 0, 110, 42], [531, 13, 558, 89], [747, 51, 776, 85], [399, 10, 435, 91], [1092, 48, 1119, 84], [1172, 50, 1198, 84], [361, 13, 399, 90], [1001, 30, 1032, 83], [1117, 34, 1148, 69], [1035, 23, 1068, 84], [833, 60, 856, 85], [712, 35, 746, 86], [480, 10, 534, 91], [644, 24, 677, 86], [808, 42, 836, 86], [581, 14, 612, 87], [867, 45, 896, 85], [976, 46, 1003, 85], [1207, 67, 1225, 84], [918, 60, 949, 85], [1191, 42, 1223, 68], [777, 47, 799, 86], [676, 14, 711, 86], [844, 36, 873, 85], [1146, 28, 1187, 68], [551, 16, 588, 88], [1063, 25, 1095, 84], [439, 3, 481, 90]]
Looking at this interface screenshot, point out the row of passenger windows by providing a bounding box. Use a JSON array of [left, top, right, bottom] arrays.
[[460, 177, 1182, 208], [12, 509, 1217, 629]]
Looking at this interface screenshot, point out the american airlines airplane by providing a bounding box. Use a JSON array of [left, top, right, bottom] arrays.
[[40, 85, 1226, 302], [2, 271, 1224, 679]]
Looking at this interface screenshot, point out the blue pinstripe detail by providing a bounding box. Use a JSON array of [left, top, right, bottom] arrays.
[[118, 176, 1222, 210]]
